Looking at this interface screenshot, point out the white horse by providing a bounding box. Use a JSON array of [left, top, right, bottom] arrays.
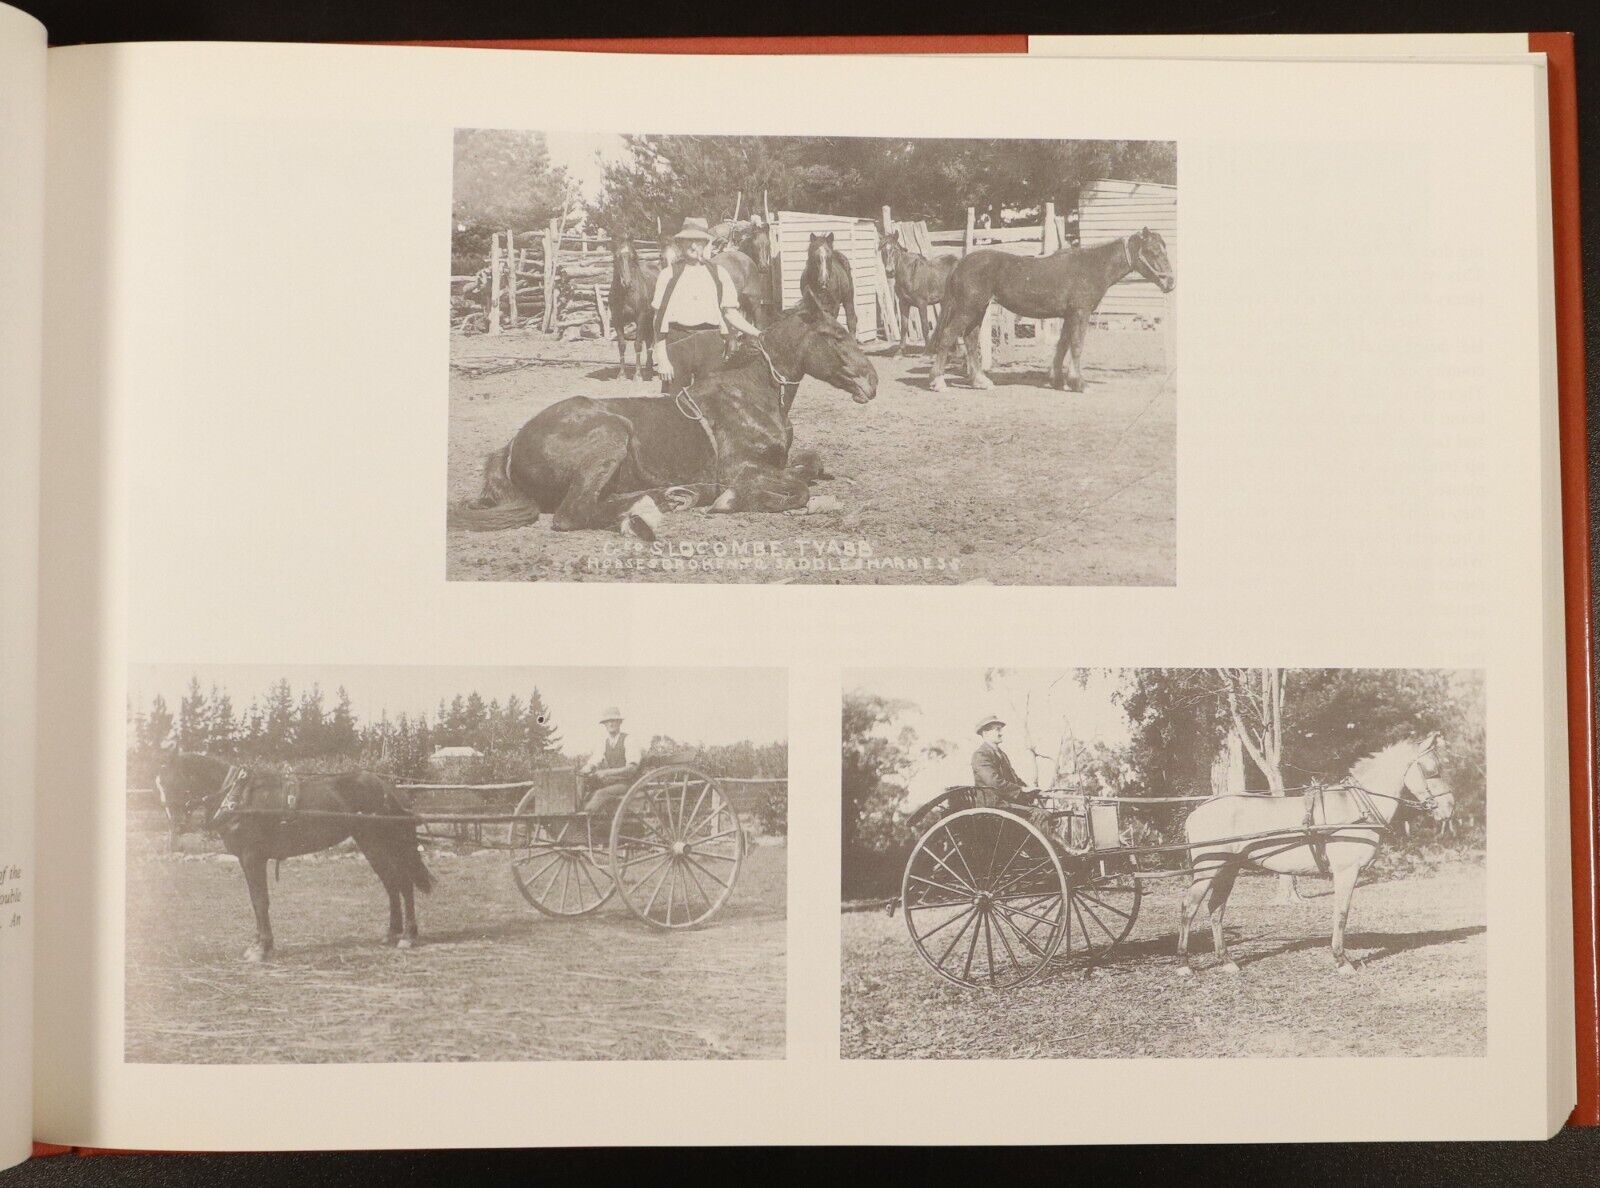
[[1177, 732, 1456, 976]]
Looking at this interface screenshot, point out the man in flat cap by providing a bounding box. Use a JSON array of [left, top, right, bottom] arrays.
[[651, 216, 764, 397], [580, 707, 641, 818], [971, 714, 1046, 823]]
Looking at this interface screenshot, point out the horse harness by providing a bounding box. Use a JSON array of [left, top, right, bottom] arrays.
[[670, 336, 801, 491], [1298, 744, 1447, 874]]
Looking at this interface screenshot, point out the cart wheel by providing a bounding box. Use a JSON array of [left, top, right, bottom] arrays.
[[609, 766, 743, 930], [1063, 854, 1142, 963], [901, 808, 1067, 990], [511, 790, 615, 917]]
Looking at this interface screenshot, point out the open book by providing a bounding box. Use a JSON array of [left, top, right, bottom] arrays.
[[0, 13, 1592, 1161]]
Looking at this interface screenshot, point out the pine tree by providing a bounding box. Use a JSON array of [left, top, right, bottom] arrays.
[[328, 686, 359, 756], [176, 678, 209, 751], [144, 694, 174, 750], [208, 687, 238, 754], [526, 687, 561, 756]]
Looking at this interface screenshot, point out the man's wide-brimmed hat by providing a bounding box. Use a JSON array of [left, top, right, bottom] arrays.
[[975, 714, 1006, 735], [672, 217, 713, 242], [599, 707, 624, 723]]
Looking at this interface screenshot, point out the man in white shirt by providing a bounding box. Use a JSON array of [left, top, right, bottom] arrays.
[[580, 707, 641, 818], [650, 217, 763, 396]]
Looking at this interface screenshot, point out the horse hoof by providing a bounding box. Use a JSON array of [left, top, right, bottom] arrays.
[[929, 377, 946, 392], [243, 945, 267, 963], [1337, 960, 1360, 976], [1176, 965, 1195, 979], [397, 938, 414, 951], [710, 488, 738, 512], [662, 486, 699, 512], [972, 377, 994, 391], [384, 934, 400, 947], [1219, 961, 1241, 975], [620, 496, 662, 541]]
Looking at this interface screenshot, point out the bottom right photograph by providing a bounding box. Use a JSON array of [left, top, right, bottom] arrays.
[[840, 667, 1486, 1059]]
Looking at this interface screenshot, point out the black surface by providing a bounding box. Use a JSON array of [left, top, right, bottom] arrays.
[[4, 0, 1600, 1181]]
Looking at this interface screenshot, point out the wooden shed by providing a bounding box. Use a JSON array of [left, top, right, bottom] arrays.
[[774, 211, 880, 342], [1075, 178, 1178, 323]]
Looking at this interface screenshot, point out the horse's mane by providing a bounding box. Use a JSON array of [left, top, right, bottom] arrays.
[[1347, 736, 1426, 793]]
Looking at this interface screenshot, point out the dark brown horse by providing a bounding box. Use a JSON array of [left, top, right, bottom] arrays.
[[800, 232, 857, 337], [929, 229, 1175, 392], [881, 231, 959, 355], [447, 307, 877, 538], [609, 238, 659, 381], [159, 752, 435, 961], [709, 243, 772, 330], [152, 749, 227, 851]]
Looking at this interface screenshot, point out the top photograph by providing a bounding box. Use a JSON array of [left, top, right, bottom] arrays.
[[446, 131, 1176, 585]]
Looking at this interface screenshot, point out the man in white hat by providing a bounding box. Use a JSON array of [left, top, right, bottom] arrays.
[[580, 707, 640, 817], [650, 216, 763, 396]]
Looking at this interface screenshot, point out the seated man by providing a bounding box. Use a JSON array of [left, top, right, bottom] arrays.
[[579, 707, 641, 820], [971, 714, 1049, 827]]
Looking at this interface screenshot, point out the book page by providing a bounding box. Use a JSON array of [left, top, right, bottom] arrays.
[[34, 41, 1568, 1146], [0, 0, 45, 1171]]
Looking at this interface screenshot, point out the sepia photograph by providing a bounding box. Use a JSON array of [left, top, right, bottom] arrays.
[[125, 664, 787, 1063], [841, 667, 1485, 1059], [447, 131, 1176, 585]]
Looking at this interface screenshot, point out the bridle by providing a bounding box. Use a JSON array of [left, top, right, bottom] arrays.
[[206, 763, 251, 826], [1125, 233, 1172, 289], [752, 334, 802, 415], [1337, 740, 1450, 824]]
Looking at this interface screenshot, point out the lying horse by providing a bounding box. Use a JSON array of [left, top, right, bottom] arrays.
[[161, 752, 435, 961], [609, 238, 659, 381], [801, 232, 857, 337], [929, 228, 1175, 392], [881, 231, 958, 355], [1177, 733, 1455, 977], [447, 307, 877, 537]]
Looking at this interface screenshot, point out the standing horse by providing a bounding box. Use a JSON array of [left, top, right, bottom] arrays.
[[929, 229, 1175, 392], [608, 238, 659, 381], [709, 243, 772, 331], [447, 307, 877, 537], [1177, 733, 1455, 977], [800, 232, 857, 337], [881, 231, 958, 355], [165, 754, 436, 961]]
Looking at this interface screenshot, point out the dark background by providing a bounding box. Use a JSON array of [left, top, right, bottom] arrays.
[[5, 0, 1600, 1180]]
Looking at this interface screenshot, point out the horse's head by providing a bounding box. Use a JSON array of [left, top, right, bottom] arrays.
[[881, 231, 905, 279], [735, 223, 771, 270], [1130, 228, 1175, 293], [809, 231, 835, 267], [1403, 731, 1455, 822], [768, 307, 878, 404]]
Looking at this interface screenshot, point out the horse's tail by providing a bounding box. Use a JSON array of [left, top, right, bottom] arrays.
[[446, 442, 542, 531], [406, 844, 436, 895]]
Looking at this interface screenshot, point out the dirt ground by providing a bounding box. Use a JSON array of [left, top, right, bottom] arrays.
[[841, 860, 1485, 1059], [445, 326, 1175, 585], [125, 834, 786, 1063]]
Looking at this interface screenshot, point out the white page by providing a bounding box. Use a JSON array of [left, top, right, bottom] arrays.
[[0, 0, 45, 1171], [35, 41, 1568, 1146]]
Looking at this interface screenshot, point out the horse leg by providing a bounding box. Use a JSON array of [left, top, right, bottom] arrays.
[[1208, 864, 1242, 973], [615, 322, 629, 381], [920, 303, 936, 354], [963, 323, 993, 390], [238, 850, 273, 962], [1330, 862, 1362, 974], [1050, 315, 1074, 391], [398, 866, 419, 948], [1064, 311, 1090, 393], [549, 426, 660, 538], [1176, 871, 1213, 977]]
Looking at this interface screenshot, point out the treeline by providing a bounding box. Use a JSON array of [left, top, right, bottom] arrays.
[[126, 680, 788, 833], [842, 669, 1487, 900]]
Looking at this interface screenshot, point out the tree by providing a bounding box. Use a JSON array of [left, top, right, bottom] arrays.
[[525, 688, 561, 756], [143, 694, 174, 751], [452, 129, 574, 265], [326, 687, 358, 757], [175, 678, 209, 751]]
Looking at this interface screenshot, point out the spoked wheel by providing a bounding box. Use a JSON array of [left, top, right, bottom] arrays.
[[609, 766, 744, 930], [511, 795, 615, 917], [1062, 853, 1142, 963], [901, 808, 1068, 990]]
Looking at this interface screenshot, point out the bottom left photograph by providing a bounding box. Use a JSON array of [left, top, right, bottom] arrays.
[[124, 663, 788, 1064]]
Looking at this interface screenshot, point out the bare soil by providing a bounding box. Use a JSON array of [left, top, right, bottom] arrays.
[[841, 860, 1485, 1059], [125, 834, 786, 1063], [446, 328, 1175, 585]]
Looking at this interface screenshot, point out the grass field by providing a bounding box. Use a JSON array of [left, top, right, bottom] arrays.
[[841, 860, 1485, 1059], [446, 327, 1174, 585], [125, 834, 786, 1063]]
